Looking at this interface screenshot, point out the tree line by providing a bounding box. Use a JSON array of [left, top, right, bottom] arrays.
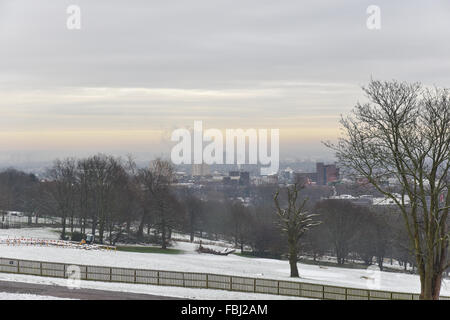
[[0, 157, 416, 274]]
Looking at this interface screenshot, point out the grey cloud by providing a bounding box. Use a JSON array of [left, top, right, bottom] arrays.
[[0, 0, 449, 163]]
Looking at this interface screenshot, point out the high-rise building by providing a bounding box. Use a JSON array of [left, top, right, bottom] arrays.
[[316, 162, 325, 185], [316, 162, 339, 185]]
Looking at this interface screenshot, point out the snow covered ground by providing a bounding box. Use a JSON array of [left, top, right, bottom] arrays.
[[0, 291, 73, 300], [0, 273, 306, 300], [0, 227, 60, 240], [1, 227, 449, 297]]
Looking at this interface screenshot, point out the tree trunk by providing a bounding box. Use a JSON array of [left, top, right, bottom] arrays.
[[190, 213, 195, 243], [289, 255, 299, 277], [99, 221, 104, 244], [377, 256, 384, 271], [137, 210, 147, 241], [420, 270, 443, 300], [61, 217, 67, 240], [289, 241, 299, 277], [161, 222, 167, 250], [91, 219, 97, 239], [432, 273, 442, 300]]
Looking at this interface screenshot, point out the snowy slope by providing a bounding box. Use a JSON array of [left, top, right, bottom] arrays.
[[1, 228, 449, 296]]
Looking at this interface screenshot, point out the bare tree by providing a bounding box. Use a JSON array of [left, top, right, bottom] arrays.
[[326, 80, 450, 299], [46, 159, 77, 239], [315, 200, 362, 265], [181, 190, 204, 242], [137, 159, 176, 248], [229, 202, 254, 252], [274, 184, 320, 277], [73, 154, 126, 243]]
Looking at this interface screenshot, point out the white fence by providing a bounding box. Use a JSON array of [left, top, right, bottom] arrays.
[[1, 257, 449, 300]]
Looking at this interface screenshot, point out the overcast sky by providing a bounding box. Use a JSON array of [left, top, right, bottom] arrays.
[[0, 0, 449, 165]]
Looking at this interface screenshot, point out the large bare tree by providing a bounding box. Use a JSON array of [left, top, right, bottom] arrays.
[[327, 80, 449, 299], [137, 159, 177, 248], [46, 158, 77, 239]]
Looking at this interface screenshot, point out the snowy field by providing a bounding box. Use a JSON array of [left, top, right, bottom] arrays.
[[0, 227, 60, 240], [0, 227, 449, 297], [0, 291, 73, 300]]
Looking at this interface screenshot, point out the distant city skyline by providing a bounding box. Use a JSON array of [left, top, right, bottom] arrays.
[[1, 1, 450, 165]]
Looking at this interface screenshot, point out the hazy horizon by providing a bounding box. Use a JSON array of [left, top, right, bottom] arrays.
[[1, 0, 450, 166]]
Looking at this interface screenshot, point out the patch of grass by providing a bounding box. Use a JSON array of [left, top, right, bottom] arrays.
[[234, 251, 283, 260], [297, 258, 368, 270], [234, 252, 259, 259], [116, 246, 184, 254]]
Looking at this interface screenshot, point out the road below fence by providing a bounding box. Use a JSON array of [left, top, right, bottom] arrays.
[[0, 256, 449, 300], [0, 280, 184, 300]]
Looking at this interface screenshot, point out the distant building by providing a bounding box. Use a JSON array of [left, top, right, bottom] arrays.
[[324, 193, 411, 207], [327, 194, 373, 206], [373, 194, 410, 206], [253, 174, 278, 185], [293, 172, 317, 186], [239, 171, 250, 185], [192, 163, 210, 177], [316, 162, 339, 185], [291, 162, 339, 186], [227, 171, 250, 186]]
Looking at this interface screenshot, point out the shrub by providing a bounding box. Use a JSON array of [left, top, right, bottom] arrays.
[[71, 231, 85, 242]]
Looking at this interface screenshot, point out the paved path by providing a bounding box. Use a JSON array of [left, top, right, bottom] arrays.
[[0, 280, 184, 300]]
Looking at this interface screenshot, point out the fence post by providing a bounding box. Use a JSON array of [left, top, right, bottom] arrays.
[[322, 285, 325, 300], [206, 274, 209, 289], [110, 267, 112, 282], [17, 260, 20, 274], [157, 271, 160, 285], [230, 276, 233, 291], [345, 287, 348, 300], [254, 278, 256, 293], [182, 273, 185, 287], [277, 281, 280, 295], [134, 269, 137, 283], [40, 262, 42, 276]]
